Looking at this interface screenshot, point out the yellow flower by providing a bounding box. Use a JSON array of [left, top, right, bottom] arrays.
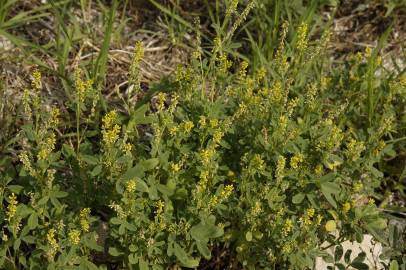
[[290, 153, 304, 169], [49, 107, 60, 127], [314, 164, 323, 176], [325, 220, 336, 232], [102, 124, 121, 148], [342, 202, 351, 214], [80, 208, 91, 218], [200, 147, 215, 164], [282, 219, 293, 236], [80, 219, 90, 233], [220, 185, 234, 199], [218, 53, 232, 74], [210, 119, 219, 128], [155, 200, 165, 215], [271, 81, 283, 104], [123, 143, 133, 155], [126, 179, 137, 193], [226, 0, 238, 15], [238, 61, 249, 80], [133, 41, 144, 63], [198, 116, 207, 128], [47, 228, 57, 246], [213, 130, 224, 144], [316, 214, 323, 225], [171, 163, 181, 173], [157, 92, 166, 111], [169, 126, 178, 136], [79, 208, 91, 232], [37, 132, 56, 161], [282, 242, 293, 254], [256, 67, 267, 82], [102, 110, 118, 130], [32, 69, 42, 90], [303, 208, 315, 226], [275, 155, 286, 179], [346, 139, 366, 161], [353, 182, 363, 193], [6, 193, 18, 222], [296, 22, 308, 51], [182, 121, 194, 133], [68, 229, 81, 245]]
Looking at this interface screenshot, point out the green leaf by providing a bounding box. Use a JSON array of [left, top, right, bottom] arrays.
[[140, 158, 159, 171], [81, 155, 99, 165], [369, 166, 383, 178], [190, 219, 223, 242], [292, 193, 305, 204], [131, 104, 154, 125], [8, 185, 23, 194], [27, 213, 38, 229], [320, 181, 340, 208], [91, 165, 102, 177], [334, 245, 343, 261], [128, 254, 138, 265], [245, 231, 253, 242], [389, 260, 399, 270], [173, 243, 199, 268], [110, 217, 123, 225], [352, 252, 366, 263], [351, 262, 369, 270], [344, 249, 352, 264], [195, 240, 211, 260], [139, 258, 149, 270], [108, 247, 124, 257], [335, 263, 345, 270]]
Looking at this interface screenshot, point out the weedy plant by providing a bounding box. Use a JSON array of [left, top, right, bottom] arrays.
[[1, 0, 406, 270]]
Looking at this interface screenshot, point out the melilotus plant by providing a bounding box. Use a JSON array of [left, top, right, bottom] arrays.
[[1, 2, 405, 270]]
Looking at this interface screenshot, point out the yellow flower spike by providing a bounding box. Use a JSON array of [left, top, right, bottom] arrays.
[[209, 119, 219, 129], [198, 116, 207, 128], [169, 126, 179, 136], [155, 200, 165, 215], [171, 163, 181, 173], [133, 41, 145, 63], [226, 0, 238, 15], [126, 179, 137, 193], [256, 67, 267, 82], [316, 214, 323, 226], [282, 219, 293, 237], [68, 229, 81, 245], [314, 164, 323, 176], [353, 182, 363, 193], [271, 81, 283, 104], [102, 110, 118, 130], [296, 22, 309, 51], [218, 53, 232, 74], [275, 155, 286, 179], [32, 69, 42, 90], [123, 143, 133, 155], [157, 92, 166, 111], [238, 61, 249, 80], [290, 153, 304, 169], [365, 47, 373, 58], [6, 193, 18, 222], [213, 130, 224, 144], [182, 121, 194, 133], [342, 202, 351, 214], [325, 220, 337, 232]]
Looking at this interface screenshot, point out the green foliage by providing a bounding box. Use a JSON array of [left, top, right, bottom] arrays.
[[1, 1, 405, 269]]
